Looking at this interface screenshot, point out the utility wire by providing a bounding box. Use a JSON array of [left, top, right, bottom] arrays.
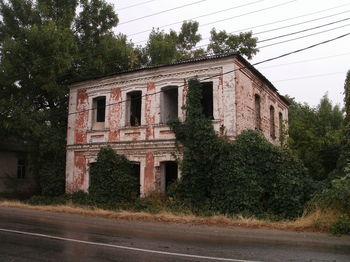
[[68, 32, 350, 116], [133, 0, 296, 44], [254, 9, 350, 35], [192, 17, 350, 51], [257, 52, 350, 69], [258, 23, 350, 49], [127, 0, 265, 37], [118, 0, 207, 25], [196, 3, 350, 43], [274, 72, 346, 82], [200, 0, 296, 28], [118, 0, 157, 11], [257, 17, 350, 43]]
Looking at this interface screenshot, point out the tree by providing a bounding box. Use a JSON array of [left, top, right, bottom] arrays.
[[0, 0, 136, 196], [207, 29, 258, 59], [144, 28, 178, 66], [341, 71, 350, 176], [287, 94, 343, 181], [143, 21, 258, 66]]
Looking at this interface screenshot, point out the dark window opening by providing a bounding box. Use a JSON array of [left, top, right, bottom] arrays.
[[161, 161, 178, 192], [279, 112, 283, 137], [131, 162, 141, 196], [255, 94, 261, 130], [200, 82, 214, 119], [127, 91, 142, 126], [93, 97, 106, 122], [270, 106, 275, 138], [161, 86, 178, 124], [17, 159, 26, 179]]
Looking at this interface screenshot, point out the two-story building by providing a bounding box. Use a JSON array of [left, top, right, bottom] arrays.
[[66, 52, 289, 195]]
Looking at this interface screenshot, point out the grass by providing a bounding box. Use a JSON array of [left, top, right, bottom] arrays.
[[0, 200, 339, 232]]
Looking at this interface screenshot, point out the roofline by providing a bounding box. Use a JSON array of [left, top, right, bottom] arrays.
[[233, 55, 290, 106], [69, 52, 290, 106]]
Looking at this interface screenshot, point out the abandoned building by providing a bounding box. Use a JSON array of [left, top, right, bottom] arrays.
[[66, 52, 289, 196], [0, 138, 36, 197]]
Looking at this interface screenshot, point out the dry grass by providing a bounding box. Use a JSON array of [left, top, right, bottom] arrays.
[[0, 200, 338, 232]]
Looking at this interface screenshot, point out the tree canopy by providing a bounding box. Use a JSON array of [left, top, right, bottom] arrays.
[[287, 94, 343, 181]]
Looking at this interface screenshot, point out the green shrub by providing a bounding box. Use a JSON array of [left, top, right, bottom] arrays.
[[170, 78, 313, 219], [27, 195, 68, 205], [89, 147, 139, 204], [211, 130, 313, 219], [310, 175, 350, 213], [70, 190, 95, 206], [330, 214, 350, 236]]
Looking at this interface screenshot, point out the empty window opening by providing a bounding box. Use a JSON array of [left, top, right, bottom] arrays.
[[279, 112, 283, 137], [160, 161, 178, 193], [201, 82, 214, 119], [126, 91, 142, 126], [161, 86, 178, 124], [254, 94, 261, 130], [17, 159, 26, 179], [93, 97, 106, 123], [131, 162, 141, 196], [270, 105, 275, 138]]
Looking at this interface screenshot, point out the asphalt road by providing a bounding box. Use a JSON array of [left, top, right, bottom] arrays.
[[0, 207, 349, 262]]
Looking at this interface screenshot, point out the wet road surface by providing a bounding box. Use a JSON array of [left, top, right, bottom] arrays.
[[0, 207, 349, 261]]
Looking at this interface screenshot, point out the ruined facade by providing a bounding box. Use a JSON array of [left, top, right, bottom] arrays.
[[66, 53, 289, 195], [0, 138, 36, 197]]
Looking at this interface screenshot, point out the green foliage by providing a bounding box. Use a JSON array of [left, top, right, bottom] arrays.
[[89, 147, 139, 204], [212, 130, 313, 219], [330, 214, 350, 236], [338, 71, 350, 178], [70, 190, 95, 206], [170, 79, 312, 219], [207, 29, 258, 59], [0, 0, 138, 196], [26, 195, 68, 205], [286, 95, 343, 181]]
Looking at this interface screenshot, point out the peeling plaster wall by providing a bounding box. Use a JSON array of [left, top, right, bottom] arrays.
[[66, 56, 288, 195], [234, 59, 288, 145]]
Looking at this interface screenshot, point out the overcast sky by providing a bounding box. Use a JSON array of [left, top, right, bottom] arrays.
[[107, 0, 350, 107]]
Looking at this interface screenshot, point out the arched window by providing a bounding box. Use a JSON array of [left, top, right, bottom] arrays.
[[270, 105, 275, 138], [254, 94, 261, 129]]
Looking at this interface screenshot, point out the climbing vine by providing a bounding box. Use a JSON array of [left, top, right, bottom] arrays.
[[170, 78, 313, 219]]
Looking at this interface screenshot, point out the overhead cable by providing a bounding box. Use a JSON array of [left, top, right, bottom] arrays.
[[68, 32, 350, 116]]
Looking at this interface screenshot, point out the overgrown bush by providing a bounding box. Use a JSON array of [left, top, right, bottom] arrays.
[[170, 78, 313, 219], [330, 214, 350, 236], [212, 130, 313, 219], [27, 195, 68, 205], [89, 147, 139, 205]]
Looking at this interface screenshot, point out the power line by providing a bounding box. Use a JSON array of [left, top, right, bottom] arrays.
[[257, 52, 350, 69], [257, 17, 350, 43], [254, 9, 350, 35], [196, 3, 350, 43], [68, 32, 350, 116], [133, 0, 296, 44], [118, 0, 157, 11], [200, 0, 296, 28], [274, 72, 346, 82], [127, 0, 265, 37], [258, 23, 350, 49], [192, 16, 350, 51], [118, 0, 207, 25]]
